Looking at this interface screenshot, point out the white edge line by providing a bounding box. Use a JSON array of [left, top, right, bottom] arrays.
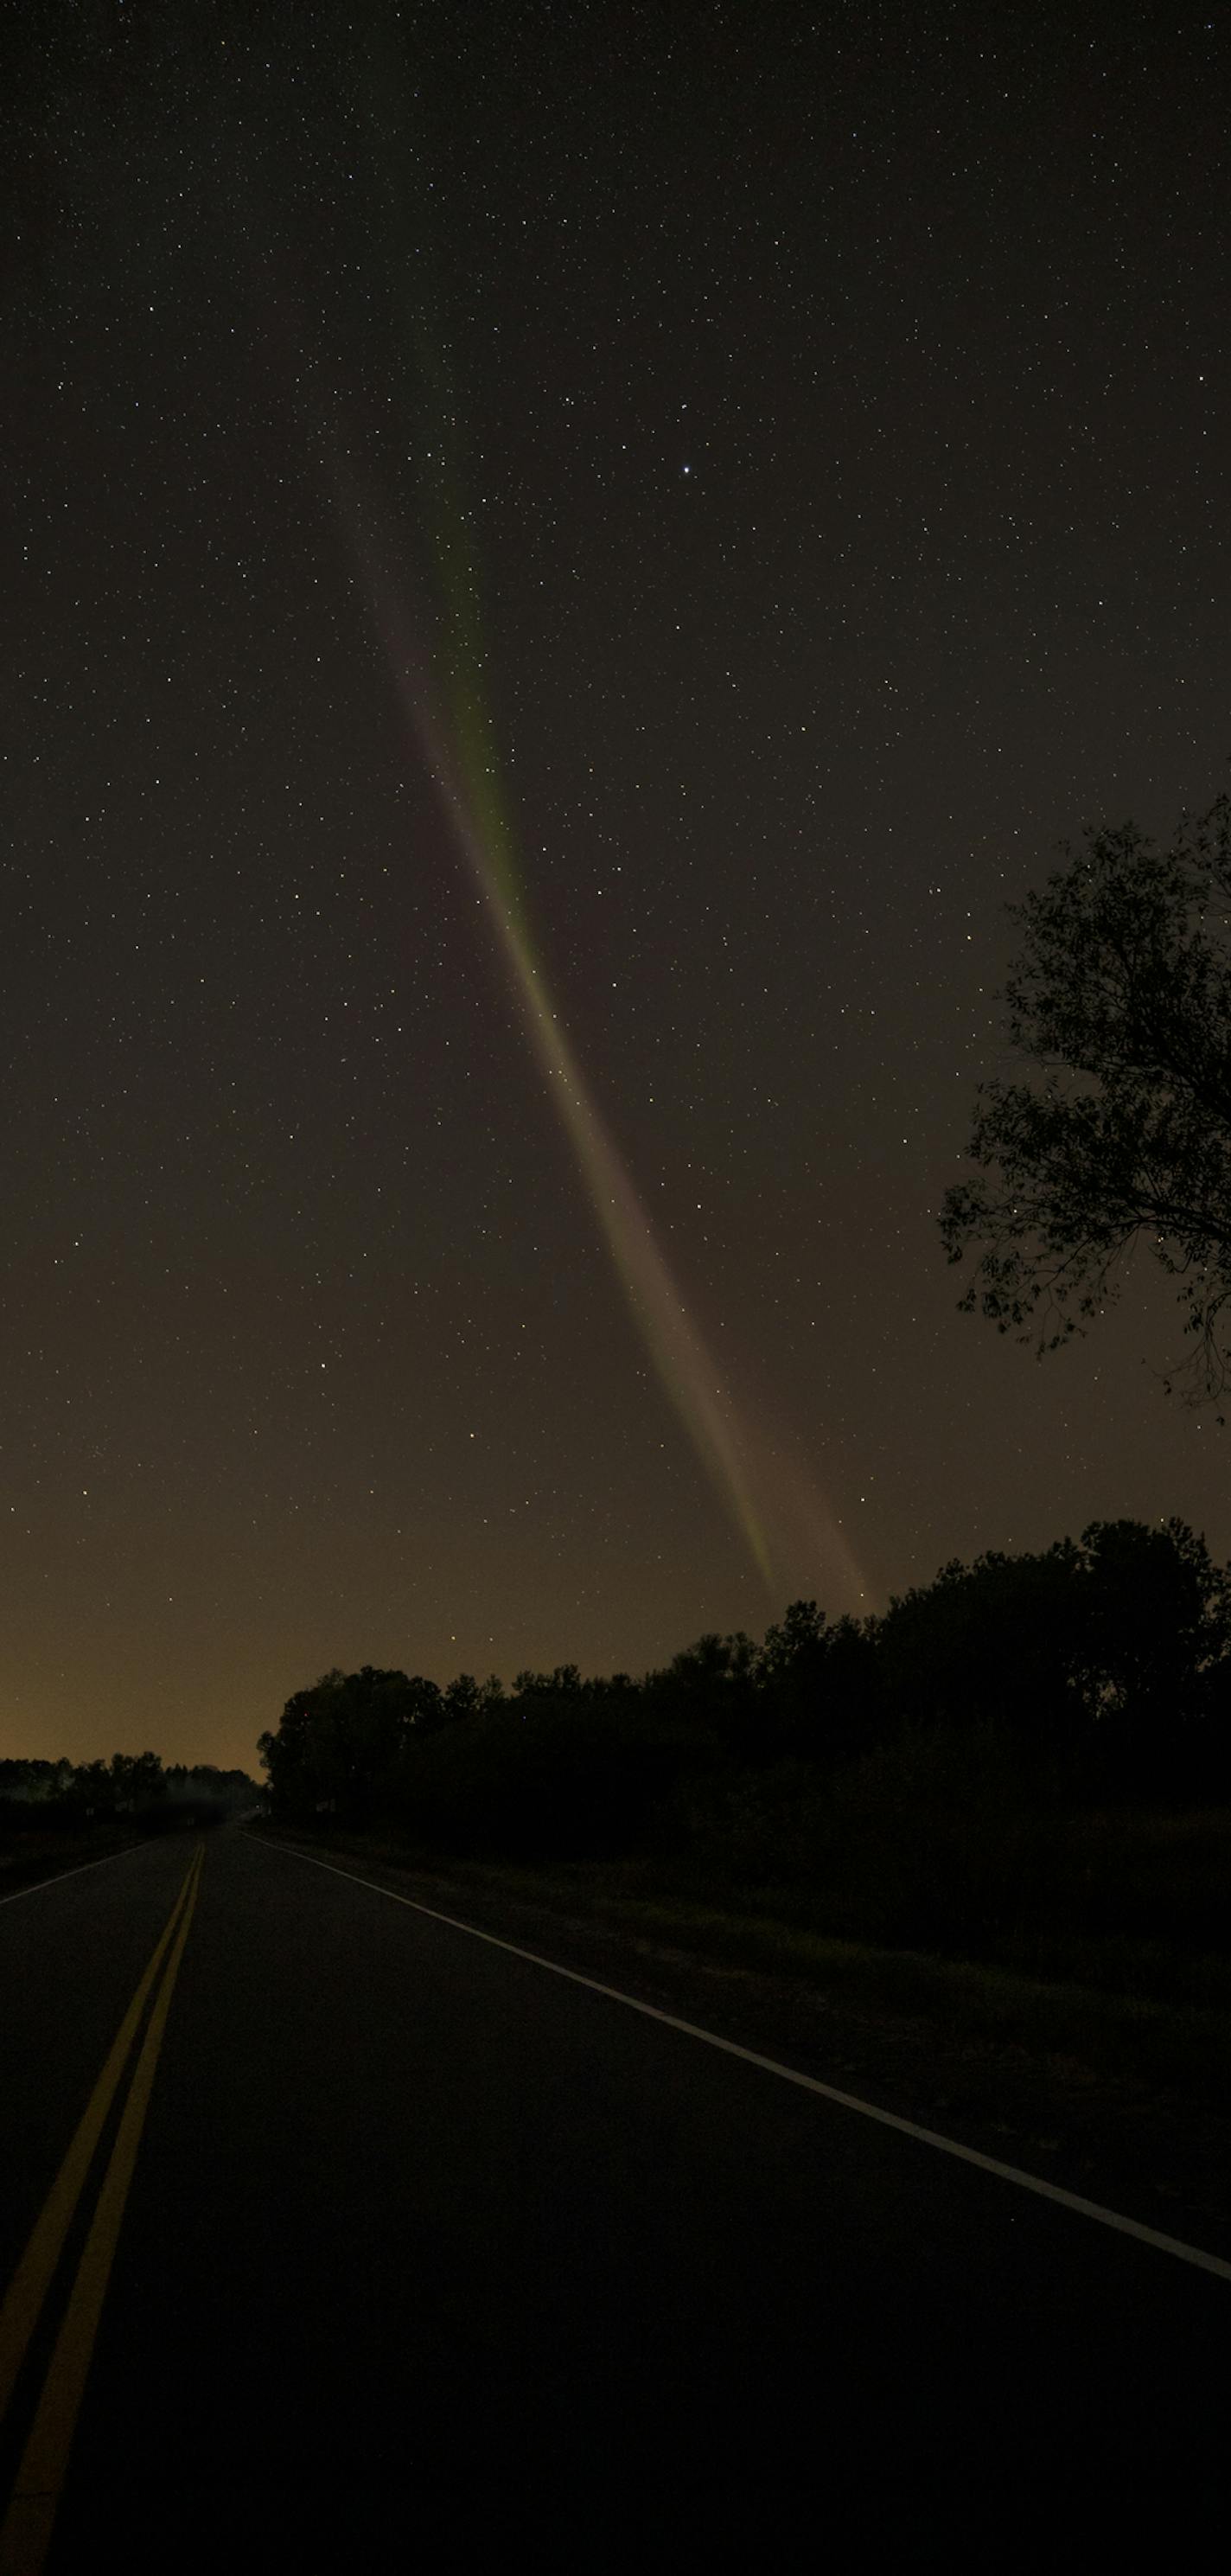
[[0, 1839, 150, 1908], [243, 1834, 1231, 2288]]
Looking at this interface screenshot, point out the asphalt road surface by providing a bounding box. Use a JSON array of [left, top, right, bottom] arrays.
[[0, 1826, 1228, 2572]]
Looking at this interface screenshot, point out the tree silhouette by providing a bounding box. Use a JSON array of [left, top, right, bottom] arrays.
[[940, 793, 1231, 1409], [254, 1515, 1231, 1854]]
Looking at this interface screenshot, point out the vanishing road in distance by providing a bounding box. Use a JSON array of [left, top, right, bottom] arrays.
[[1, 1828, 1227, 2570]]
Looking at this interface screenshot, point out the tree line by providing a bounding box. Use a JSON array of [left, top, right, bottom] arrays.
[[0, 1754, 259, 1833], [258, 1516, 1231, 1864]]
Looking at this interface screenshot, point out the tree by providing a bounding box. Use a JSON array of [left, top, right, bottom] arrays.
[[875, 1519, 1231, 1799], [441, 1672, 504, 1723], [876, 1544, 1085, 1755], [753, 1601, 883, 1765], [1071, 1517, 1231, 1794], [940, 793, 1231, 1409], [109, 1751, 166, 1813]]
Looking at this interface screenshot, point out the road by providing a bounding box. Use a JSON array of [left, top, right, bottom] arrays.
[[0, 1827, 1227, 2571]]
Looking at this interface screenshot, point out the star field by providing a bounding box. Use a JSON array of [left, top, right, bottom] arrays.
[[3, 1, 1230, 1768]]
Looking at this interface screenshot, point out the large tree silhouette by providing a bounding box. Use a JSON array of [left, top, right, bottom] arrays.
[[941, 793, 1231, 1409]]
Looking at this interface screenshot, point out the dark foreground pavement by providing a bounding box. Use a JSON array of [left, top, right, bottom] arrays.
[[1, 1827, 1227, 2571]]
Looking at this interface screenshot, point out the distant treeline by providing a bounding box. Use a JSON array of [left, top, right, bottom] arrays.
[[0, 1754, 259, 1833], [258, 1518, 1231, 1876]]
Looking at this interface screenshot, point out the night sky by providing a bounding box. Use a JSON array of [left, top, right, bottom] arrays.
[[5, 2, 1230, 1773]]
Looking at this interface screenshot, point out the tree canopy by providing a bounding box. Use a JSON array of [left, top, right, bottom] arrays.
[[940, 792, 1231, 1409]]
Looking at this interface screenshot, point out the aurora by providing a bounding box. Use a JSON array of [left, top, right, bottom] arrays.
[[330, 337, 865, 1613]]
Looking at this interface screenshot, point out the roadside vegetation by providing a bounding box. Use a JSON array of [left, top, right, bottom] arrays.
[[0, 1756, 259, 1889], [254, 1517, 1231, 2096]]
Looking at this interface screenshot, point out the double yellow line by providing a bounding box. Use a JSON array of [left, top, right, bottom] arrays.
[[0, 1843, 204, 2575]]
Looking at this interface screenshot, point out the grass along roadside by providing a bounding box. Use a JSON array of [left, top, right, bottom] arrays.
[[248, 1821, 1231, 2116], [0, 1824, 153, 1897]]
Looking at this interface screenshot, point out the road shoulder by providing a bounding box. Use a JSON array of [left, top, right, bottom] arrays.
[[247, 1823, 1231, 2266]]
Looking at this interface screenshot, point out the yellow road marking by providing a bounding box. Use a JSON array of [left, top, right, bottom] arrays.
[[0, 1844, 203, 2576], [0, 1845, 201, 2428]]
